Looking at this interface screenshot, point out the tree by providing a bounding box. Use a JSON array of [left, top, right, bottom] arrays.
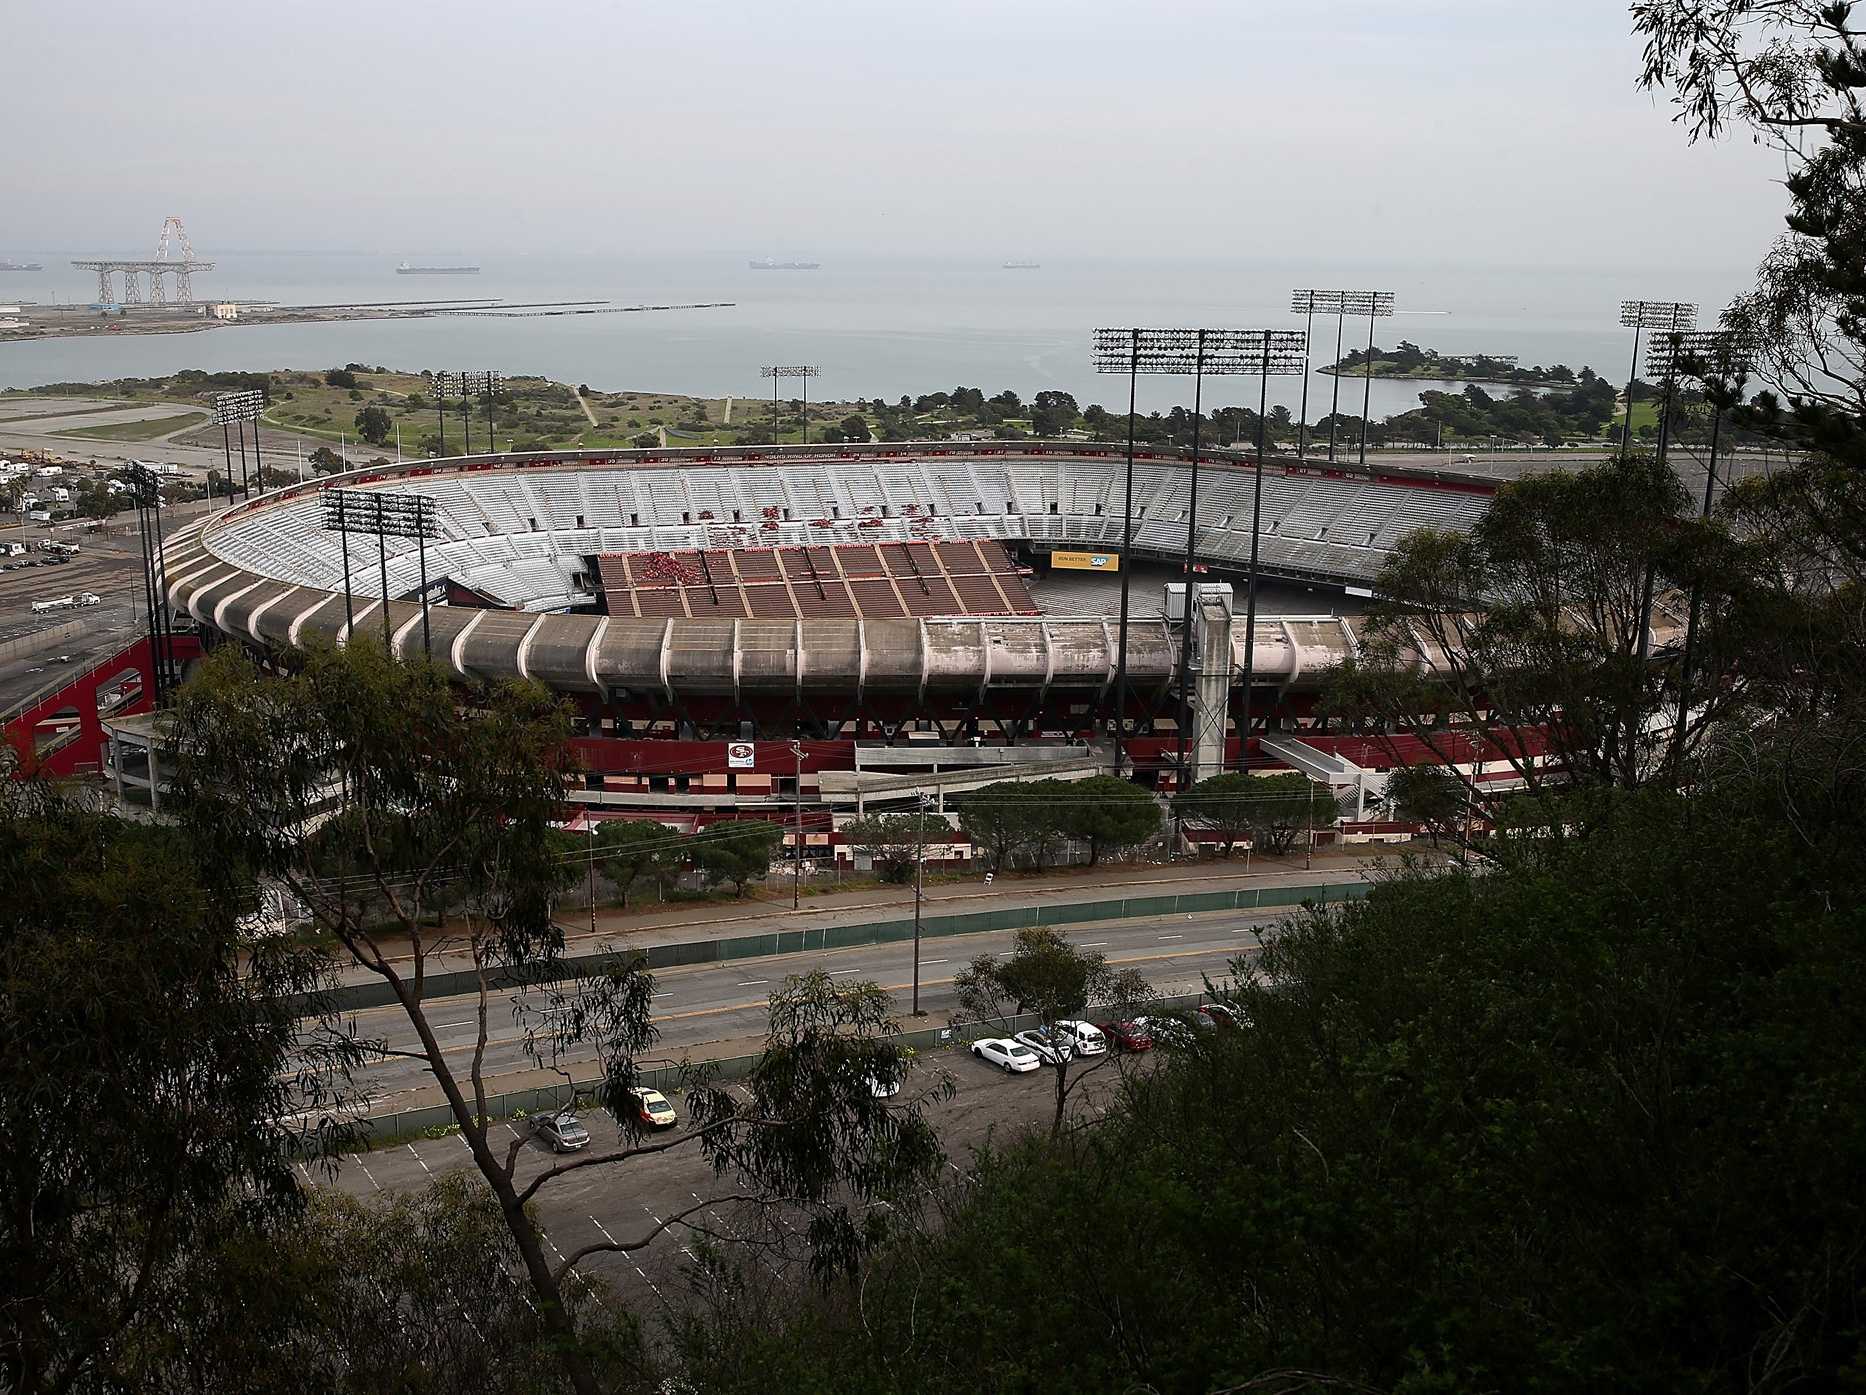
[[591, 817, 681, 906], [694, 820, 784, 896], [838, 413, 870, 443], [1384, 762, 1466, 846], [631, 432, 658, 449], [1173, 771, 1329, 856], [0, 774, 359, 1395], [170, 644, 943, 1395], [323, 368, 359, 389], [1322, 454, 1739, 809], [1051, 775, 1160, 865], [843, 811, 948, 884], [955, 927, 1150, 1135], [127, 1173, 643, 1394], [307, 446, 344, 475], [1635, 1, 1866, 472], [353, 405, 392, 447], [955, 780, 1047, 871]]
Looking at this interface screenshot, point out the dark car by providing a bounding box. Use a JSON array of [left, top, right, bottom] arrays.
[[1096, 1019, 1154, 1053]]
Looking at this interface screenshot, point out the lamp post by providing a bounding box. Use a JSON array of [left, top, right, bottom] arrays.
[[762, 365, 819, 445], [1089, 328, 1266, 800], [1618, 300, 1697, 457], [1290, 290, 1392, 463], [1342, 290, 1396, 465], [790, 739, 804, 910], [912, 793, 931, 1017]]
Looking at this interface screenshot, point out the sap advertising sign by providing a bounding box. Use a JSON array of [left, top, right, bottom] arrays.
[[1051, 550, 1118, 572]]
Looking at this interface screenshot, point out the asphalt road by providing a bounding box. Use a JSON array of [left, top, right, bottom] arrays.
[[310, 1026, 1139, 1310], [324, 908, 1273, 1113]]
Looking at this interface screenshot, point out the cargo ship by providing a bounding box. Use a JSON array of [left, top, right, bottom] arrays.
[[1001, 260, 1041, 270], [749, 258, 819, 270], [397, 261, 479, 275], [0, 261, 43, 272]]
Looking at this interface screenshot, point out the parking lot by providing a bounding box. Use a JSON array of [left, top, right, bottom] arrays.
[[309, 1040, 1135, 1308]]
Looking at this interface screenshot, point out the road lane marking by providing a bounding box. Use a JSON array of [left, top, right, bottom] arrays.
[[829, 968, 861, 976], [349, 1153, 382, 1191], [736, 979, 769, 987], [1159, 934, 1184, 940], [1080, 941, 1107, 947], [405, 1143, 433, 1176]]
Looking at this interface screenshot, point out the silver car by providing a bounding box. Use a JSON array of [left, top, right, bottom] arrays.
[[533, 1110, 591, 1153]]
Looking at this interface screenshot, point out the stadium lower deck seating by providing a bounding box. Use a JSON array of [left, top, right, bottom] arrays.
[[203, 456, 1489, 607]]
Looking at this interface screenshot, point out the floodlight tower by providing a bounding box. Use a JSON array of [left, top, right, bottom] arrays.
[[1647, 328, 1752, 774], [762, 365, 819, 444], [1341, 290, 1396, 465], [1288, 290, 1322, 460], [1617, 300, 1696, 456], [1234, 330, 1309, 768], [213, 389, 264, 501], [1088, 328, 1261, 794], [432, 371, 462, 456], [463, 371, 503, 455]]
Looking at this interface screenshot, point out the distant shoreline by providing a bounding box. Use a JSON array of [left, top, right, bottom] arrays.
[[1318, 366, 1571, 389]]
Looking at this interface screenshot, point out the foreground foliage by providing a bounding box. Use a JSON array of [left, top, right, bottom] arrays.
[[675, 767, 1866, 1393]]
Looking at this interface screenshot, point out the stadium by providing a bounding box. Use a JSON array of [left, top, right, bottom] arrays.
[[130, 440, 1554, 839]]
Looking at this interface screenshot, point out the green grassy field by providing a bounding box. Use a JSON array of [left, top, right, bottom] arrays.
[[59, 411, 209, 441]]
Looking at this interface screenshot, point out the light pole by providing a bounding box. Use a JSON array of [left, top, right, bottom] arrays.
[[213, 389, 264, 500], [762, 365, 819, 445], [1342, 290, 1396, 465], [1288, 290, 1320, 460], [790, 739, 805, 910], [432, 371, 461, 456], [912, 793, 931, 1016], [322, 489, 440, 656], [1236, 330, 1309, 770], [1618, 300, 1697, 457], [1086, 329, 1264, 799], [464, 370, 503, 453], [1644, 328, 1753, 778], [1091, 329, 1142, 776]]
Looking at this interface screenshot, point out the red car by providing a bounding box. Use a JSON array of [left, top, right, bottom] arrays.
[[1197, 1002, 1249, 1032], [1097, 1019, 1154, 1053]]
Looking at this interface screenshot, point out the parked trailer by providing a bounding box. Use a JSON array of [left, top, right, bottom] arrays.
[[30, 596, 74, 615]]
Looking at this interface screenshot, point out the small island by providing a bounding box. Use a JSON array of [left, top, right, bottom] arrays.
[[1321, 341, 1583, 388]]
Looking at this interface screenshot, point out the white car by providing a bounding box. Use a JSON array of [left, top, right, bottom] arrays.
[[970, 1037, 1041, 1073], [1055, 1020, 1109, 1056], [1013, 1028, 1068, 1065]]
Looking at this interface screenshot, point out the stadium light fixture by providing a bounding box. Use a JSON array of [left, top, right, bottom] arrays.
[[122, 462, 178, 706], [431, 371, 463, 456], [463, 370, 504, 456], [762, 365, 819, 445], [1091, 328, 1269, 795], [1233, 330, 1309, 772], [213, 388, 264, 501], [1617, 300, 1696, 456], [1650, 327, 1753, 776], [322, 488, 441, 655], [1291, 290, 1393, 464]]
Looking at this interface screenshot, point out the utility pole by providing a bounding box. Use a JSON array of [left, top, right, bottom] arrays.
[[912, 794, 929, 1016], [791, 739, 804, 911]]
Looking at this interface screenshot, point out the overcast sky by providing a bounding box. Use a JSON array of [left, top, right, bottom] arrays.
[[5, 0, 1787, 269]]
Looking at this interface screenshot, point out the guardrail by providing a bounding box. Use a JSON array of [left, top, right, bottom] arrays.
[[299, 880, 1368, 1017], [348, 991, 1215, 1148]]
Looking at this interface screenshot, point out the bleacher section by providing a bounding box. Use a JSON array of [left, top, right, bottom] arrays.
[[595, 540, 1037, 620], [199, 450, 1492, 609]]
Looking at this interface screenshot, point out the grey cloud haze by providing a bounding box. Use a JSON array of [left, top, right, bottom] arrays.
[[5, 0, 1787, 270]]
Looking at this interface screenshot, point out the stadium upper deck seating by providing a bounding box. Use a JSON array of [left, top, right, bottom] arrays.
[[202, 451, 1490, 607]]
